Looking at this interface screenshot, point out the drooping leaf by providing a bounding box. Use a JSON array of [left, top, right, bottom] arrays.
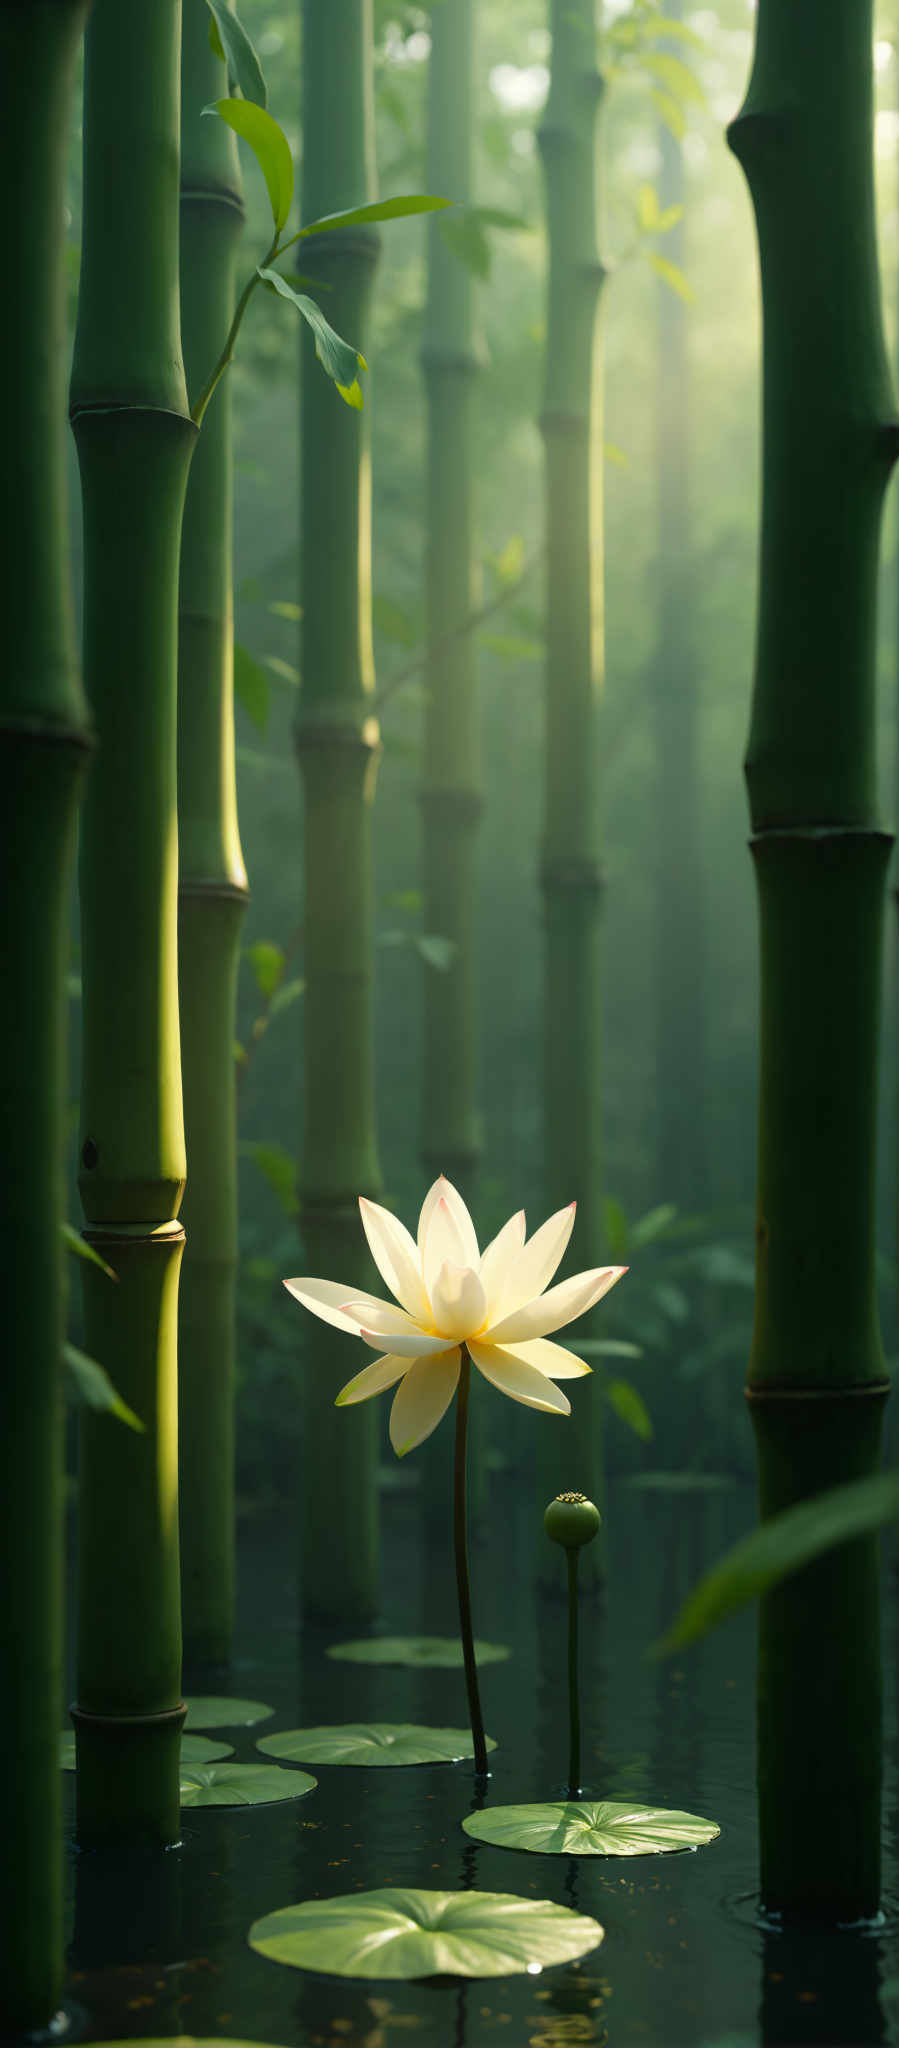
[[248, 1887, 603, 1979], [59, 1731, 234, 1769], [61, 1223, 117, 1283], [463, 1801, 719, 1859], [183, 1695, 274, 1729], [234, 642, 270, 734], [326, 1636, 509, 1670], [268, 976, 305, 1020], [654, 1469, 899, 1657], [64, 1345, 144, 1433], [246, 941, 285, 998], [649, 87, 685, 141], [641, 50, 704, 107], [417, 935, 457, 972], [180, 1762, 315, 1807], [288, 193, 451, 248], [646, 250, 693, 303], [606, 1379, 652, 1440], [241, 1141, 299, 1216], [205, 2, 267, 107], [204, 100, 293, 232], [258, 1723, 498, 1768], [258, 269, 366, 407], [630, 1201, 678, 1249]]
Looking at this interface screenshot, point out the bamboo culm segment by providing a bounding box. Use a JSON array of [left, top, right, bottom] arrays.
[[0, 2, 90, 2026], [72, 0, 194, 1844], [729, 0, 897, 1919], [297, 0, 383, 1618], [178, 0, 249, 1670], [536, 0, 606, 1577], [421, 0, 482, 1179]]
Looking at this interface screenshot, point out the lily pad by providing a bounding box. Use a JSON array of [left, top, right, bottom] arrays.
[[462, 1800, 720, 1858], [179, 1762, 316, 1807], [327, 1636, 509, 1669], [248, 1886, 603, 1979], [59, 1731, 234, 1769], [183, 1694, 274, 1729], [257, 1723, 498, 1768]]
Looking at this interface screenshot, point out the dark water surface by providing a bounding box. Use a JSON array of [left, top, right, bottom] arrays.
[[64, 1477, 899, 2048]]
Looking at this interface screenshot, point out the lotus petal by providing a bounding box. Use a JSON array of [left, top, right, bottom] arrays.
[[487, 1266, 627, 1345], [478, 1210, 526, 1315], [423, 1197, 473, 1304], [336, 1354, 410, 1406], [468, 1341, 571, 1414], [491, 1203, 576, 1322], [429, 1261, 488, 1341], [283, 1277, 399, 1336], [359, 1198, 432, 1323], [389, 1349, 461, 1454], [418, 1175, 479, 1268], [504, 1337, 592, 1379]]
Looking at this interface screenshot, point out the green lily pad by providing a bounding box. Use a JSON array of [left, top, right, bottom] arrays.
[[183, 1694, 274, 1729], [257, 1723, 498, 1768], [462, 1800, 720, 1858], [180, 1762, 316, 1807], [59, 1731, 234, 1769], [248, 1886, 603, 1979], [327, 1636, 509, 1669]]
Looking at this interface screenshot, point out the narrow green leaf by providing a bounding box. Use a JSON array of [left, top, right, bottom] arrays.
[[631, 1201, 679, 1249], [242, 1141, 299, 1216], [604, 441, 629, 468], [268, 976, 306, 1020], [636, 182, 660, 232], [653, 1470, 899, 1657], [64, 1344, 144, 1432], [268, 599, 303, 621], [417, 935, 457, 973], [246, 941, 284, 998], [204, 100, 293, 231], [234, 1039, 248, 1065], [208, 11, 226, 60], [649, 87, 685, 141], [575, 1338, 643, 1359], [234, 642, 270, 734], [606, 1378, 653, 1440], [205, 1, 267, 107], [257, 269, 365, 407], [61, 1223, 117, 1283], [603, 1195, 629, 1261], [656, 203, 684, 233], [264, 653, 301, 686], [291, 193, 451, 245], [642, 50, 704, 107], [439, 208, 491, 279], [647, 250, 693, 303]]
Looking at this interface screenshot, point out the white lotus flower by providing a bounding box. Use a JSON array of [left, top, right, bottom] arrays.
[[284, 1175, 627, 1458]]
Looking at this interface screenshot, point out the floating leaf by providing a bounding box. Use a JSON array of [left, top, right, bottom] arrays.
[[646, 250, 693, 302], [61, 1223, 117, 1282], [258, 1723, 497, 1768], [234, 642, 270, 734], [606, 1379, 652, 1440], [180, 1762, 315, 1807], [258, 269, 365, 407], [59, 1732, 234, 1769], [205, 2, 267, 107], [463, 1801, 719, 1858], [79, 2041, 288, 2048], [249, 1886, 602, 1979], [65, 1345, 144, 1433], [184, 1695, 274, 1729], [205, 100, 293, 231], [654, 1468, 899, 1657], [327, 1636, 509, 1670]]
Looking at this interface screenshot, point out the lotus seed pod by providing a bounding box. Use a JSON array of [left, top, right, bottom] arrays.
[[544, 1491, 601, 1548]]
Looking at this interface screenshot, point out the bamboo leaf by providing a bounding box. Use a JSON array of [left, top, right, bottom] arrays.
[[64, 1344, 145, 1432], [604, 441, 629, 468], [264, 653, 301, 686], [605, 1378, 653, 1439], [257, 269, 366, 408], [205, 100, 293, 231], [653, 1470, 899, 1657], [246, 941, 284, 997], [439, 207, 491, 279], [646, 250, 693, 303], [603, 1195, 629, 1261], [630, 1202, 679, 1249], [287, 192, 451, 248], [641, 50, 704, 107], [656, 203, 684, 233], [268, 599, 303, 621], [234, 641, 270, 733], [417, 935, 457, 972], [575, 1338, 643, 1359], [648, 87, 685, 141], [636, 182, 660, 232], [61, 1222, 117, 1282], [637, 13, 707, 51], [242, 1141, 299, 1215], [373, 593, 417, 647], [205, 1, 267, 108], [268, 976, 306, 1019]]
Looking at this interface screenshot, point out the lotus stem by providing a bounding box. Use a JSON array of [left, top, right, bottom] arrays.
[[454, 1346, 488, 1774], [566, 1545, 580, 1798]]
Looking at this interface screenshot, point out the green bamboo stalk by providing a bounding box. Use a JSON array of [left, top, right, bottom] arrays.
[[177, 0, 249, 1672], [0, 5, 91, 2022], [420, 0, 482, 1183], [535, 0, 606, 1568], [650, 4, 704, 1212], [296, 0, 383, 1620], [729, 0, 897, 1919], [71, 0, 193, 1843]]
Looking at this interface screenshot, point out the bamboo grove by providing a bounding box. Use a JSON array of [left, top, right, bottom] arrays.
[[8, 10, 899, 2032]]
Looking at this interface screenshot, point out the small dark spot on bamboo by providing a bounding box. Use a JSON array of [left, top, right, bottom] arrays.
[[81, 1137, 99, 1170]]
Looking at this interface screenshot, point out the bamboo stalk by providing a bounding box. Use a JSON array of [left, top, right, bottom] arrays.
[[535, 0, 606, 1568], [296, 0, 383, 1619], [420, 0, 482, 1183], [71, 0, 193, 1843], [0, 5, 91, 2018], [729, 0, 897, 1919], [177, 0, 249, 1672], [650, 1, 704, 1212]]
